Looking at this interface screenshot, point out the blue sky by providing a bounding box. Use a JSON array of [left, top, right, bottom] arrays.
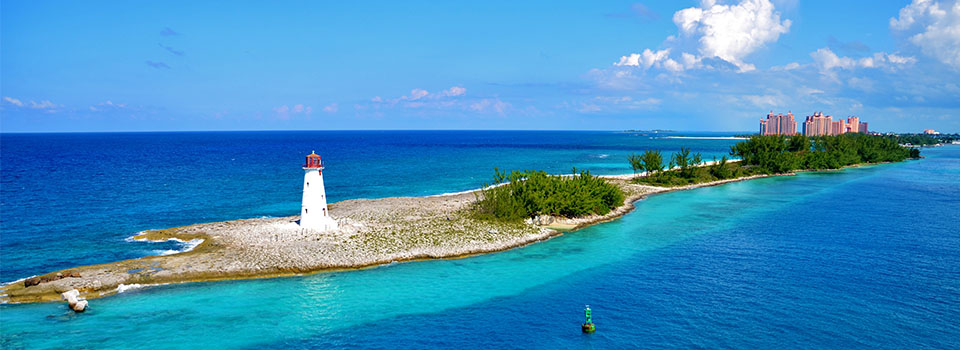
[[1, 0, 958, 132]]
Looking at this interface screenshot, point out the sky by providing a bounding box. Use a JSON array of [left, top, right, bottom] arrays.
[[1, 0, 958, 133]]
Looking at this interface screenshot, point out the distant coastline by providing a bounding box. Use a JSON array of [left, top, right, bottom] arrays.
[[660, 136, 748, 140]]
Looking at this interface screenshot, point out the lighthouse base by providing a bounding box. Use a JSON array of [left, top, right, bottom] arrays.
[[300, 216, 339, 231]]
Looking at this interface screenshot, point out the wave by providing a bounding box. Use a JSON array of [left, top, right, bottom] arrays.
[[125, 233, 205, 256]]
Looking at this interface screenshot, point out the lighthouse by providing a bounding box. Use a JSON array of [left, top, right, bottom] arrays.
[[300, 151, 338, 231]]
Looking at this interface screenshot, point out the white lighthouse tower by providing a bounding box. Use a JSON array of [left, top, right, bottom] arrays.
[[300, 151, 338, 231]]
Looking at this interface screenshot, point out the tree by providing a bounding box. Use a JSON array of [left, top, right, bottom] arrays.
[[710, 155, 733, 179], [641, 150, 663, 176], [673, 147, 691, 175], [788, 134, 811, 152], [909, 148, 921, 158], [627, 153, 643, 176]]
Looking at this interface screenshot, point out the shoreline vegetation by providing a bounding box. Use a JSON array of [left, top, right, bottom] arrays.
[[1, 134, 921, 304]]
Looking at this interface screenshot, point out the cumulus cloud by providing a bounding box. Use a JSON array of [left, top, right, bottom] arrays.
[[890, 0, 960, 70], [615, 49, 672, 68], [674, 0, 790, 70], [613, 0, 790, 73], [322, 103, 338, 113]]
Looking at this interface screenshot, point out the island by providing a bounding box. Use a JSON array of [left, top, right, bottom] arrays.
[[0, 134, 918, 304]]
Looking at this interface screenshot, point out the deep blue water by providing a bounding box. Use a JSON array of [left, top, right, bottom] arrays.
[[1, 131, 958, 349]]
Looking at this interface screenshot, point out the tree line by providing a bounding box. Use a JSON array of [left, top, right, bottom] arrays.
[[731, 133, 916, 173], [630, 133, 919, 186]]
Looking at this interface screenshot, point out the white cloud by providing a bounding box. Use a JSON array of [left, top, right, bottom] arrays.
[[811, 47, 916, 71], [381, 86, 468, 104], [470, 99, 510, 115], [404, 89, 430, 101], [273, 104, 313, 120], [88, 100, 128, 112], [891, 0, 960, 70], [29, 100, 56, 109], [322, 103, 338, 113], [3, 96, 24, 106], [613, 0, 790, 73], [363, 86, 513, 115], [674, 0, 790, 71], [577, 96, 661, 113], [615, 49, 671, 68], [439, 86, 466, 97]]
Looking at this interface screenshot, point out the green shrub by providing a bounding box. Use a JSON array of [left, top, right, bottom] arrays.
[[474, 168, 626, 221]]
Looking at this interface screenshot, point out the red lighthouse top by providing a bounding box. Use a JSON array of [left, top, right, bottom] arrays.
[[303, 151, 323, 169]]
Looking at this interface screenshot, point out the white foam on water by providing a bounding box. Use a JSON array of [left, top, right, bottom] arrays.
[[125, 233, 205, 256], [154, 249, 182, 256], [115, 283, 169, 294]]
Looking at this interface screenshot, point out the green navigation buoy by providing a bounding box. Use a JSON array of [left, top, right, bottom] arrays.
[[581, 305, 595, 333]]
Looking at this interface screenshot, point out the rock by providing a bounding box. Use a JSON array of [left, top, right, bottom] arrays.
[[72, 300, 88, 312], [23, 277, 41, 287], [61, 289, 80, 300], [61, 289, 80, 308], [532, 215, 555, 225]]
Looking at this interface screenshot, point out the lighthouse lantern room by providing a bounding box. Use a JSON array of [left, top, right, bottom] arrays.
[[300, 151, 338, 231]]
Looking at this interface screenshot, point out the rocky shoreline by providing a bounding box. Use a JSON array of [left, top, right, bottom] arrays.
[[0, 173, 778, 304]]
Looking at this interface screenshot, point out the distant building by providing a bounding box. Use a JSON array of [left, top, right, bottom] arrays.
[[924, 129, 940, 135], [802, 112, 832, 136], [760, 111, 797, 135], [801, 112, 868, 136]]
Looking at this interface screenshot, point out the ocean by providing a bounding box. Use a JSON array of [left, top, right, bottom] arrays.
[[1, 131, 958, 349]]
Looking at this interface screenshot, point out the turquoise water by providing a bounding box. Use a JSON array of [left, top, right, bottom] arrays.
[[2, 132, 958, 349]]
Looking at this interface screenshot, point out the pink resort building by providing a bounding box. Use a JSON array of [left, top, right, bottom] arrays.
[[759, 111, 797, 135], [801, 112, 869, 136]]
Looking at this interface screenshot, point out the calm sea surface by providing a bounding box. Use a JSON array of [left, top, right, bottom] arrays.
[[1, 131, 958, 349]]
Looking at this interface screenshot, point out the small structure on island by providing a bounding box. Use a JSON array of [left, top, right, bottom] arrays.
[[300, 151, 338, 231], [582, 305, 595, 333]]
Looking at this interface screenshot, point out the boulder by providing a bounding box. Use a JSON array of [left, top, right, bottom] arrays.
[[23, 277, 41, 287], [61, 289, 80, 309], [72, 300, 88, 313]]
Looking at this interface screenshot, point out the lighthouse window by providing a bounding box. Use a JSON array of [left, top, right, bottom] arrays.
[[306, 182, 309, 187], [305, 209, 308, 213], [323, 208, 326, 216]]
